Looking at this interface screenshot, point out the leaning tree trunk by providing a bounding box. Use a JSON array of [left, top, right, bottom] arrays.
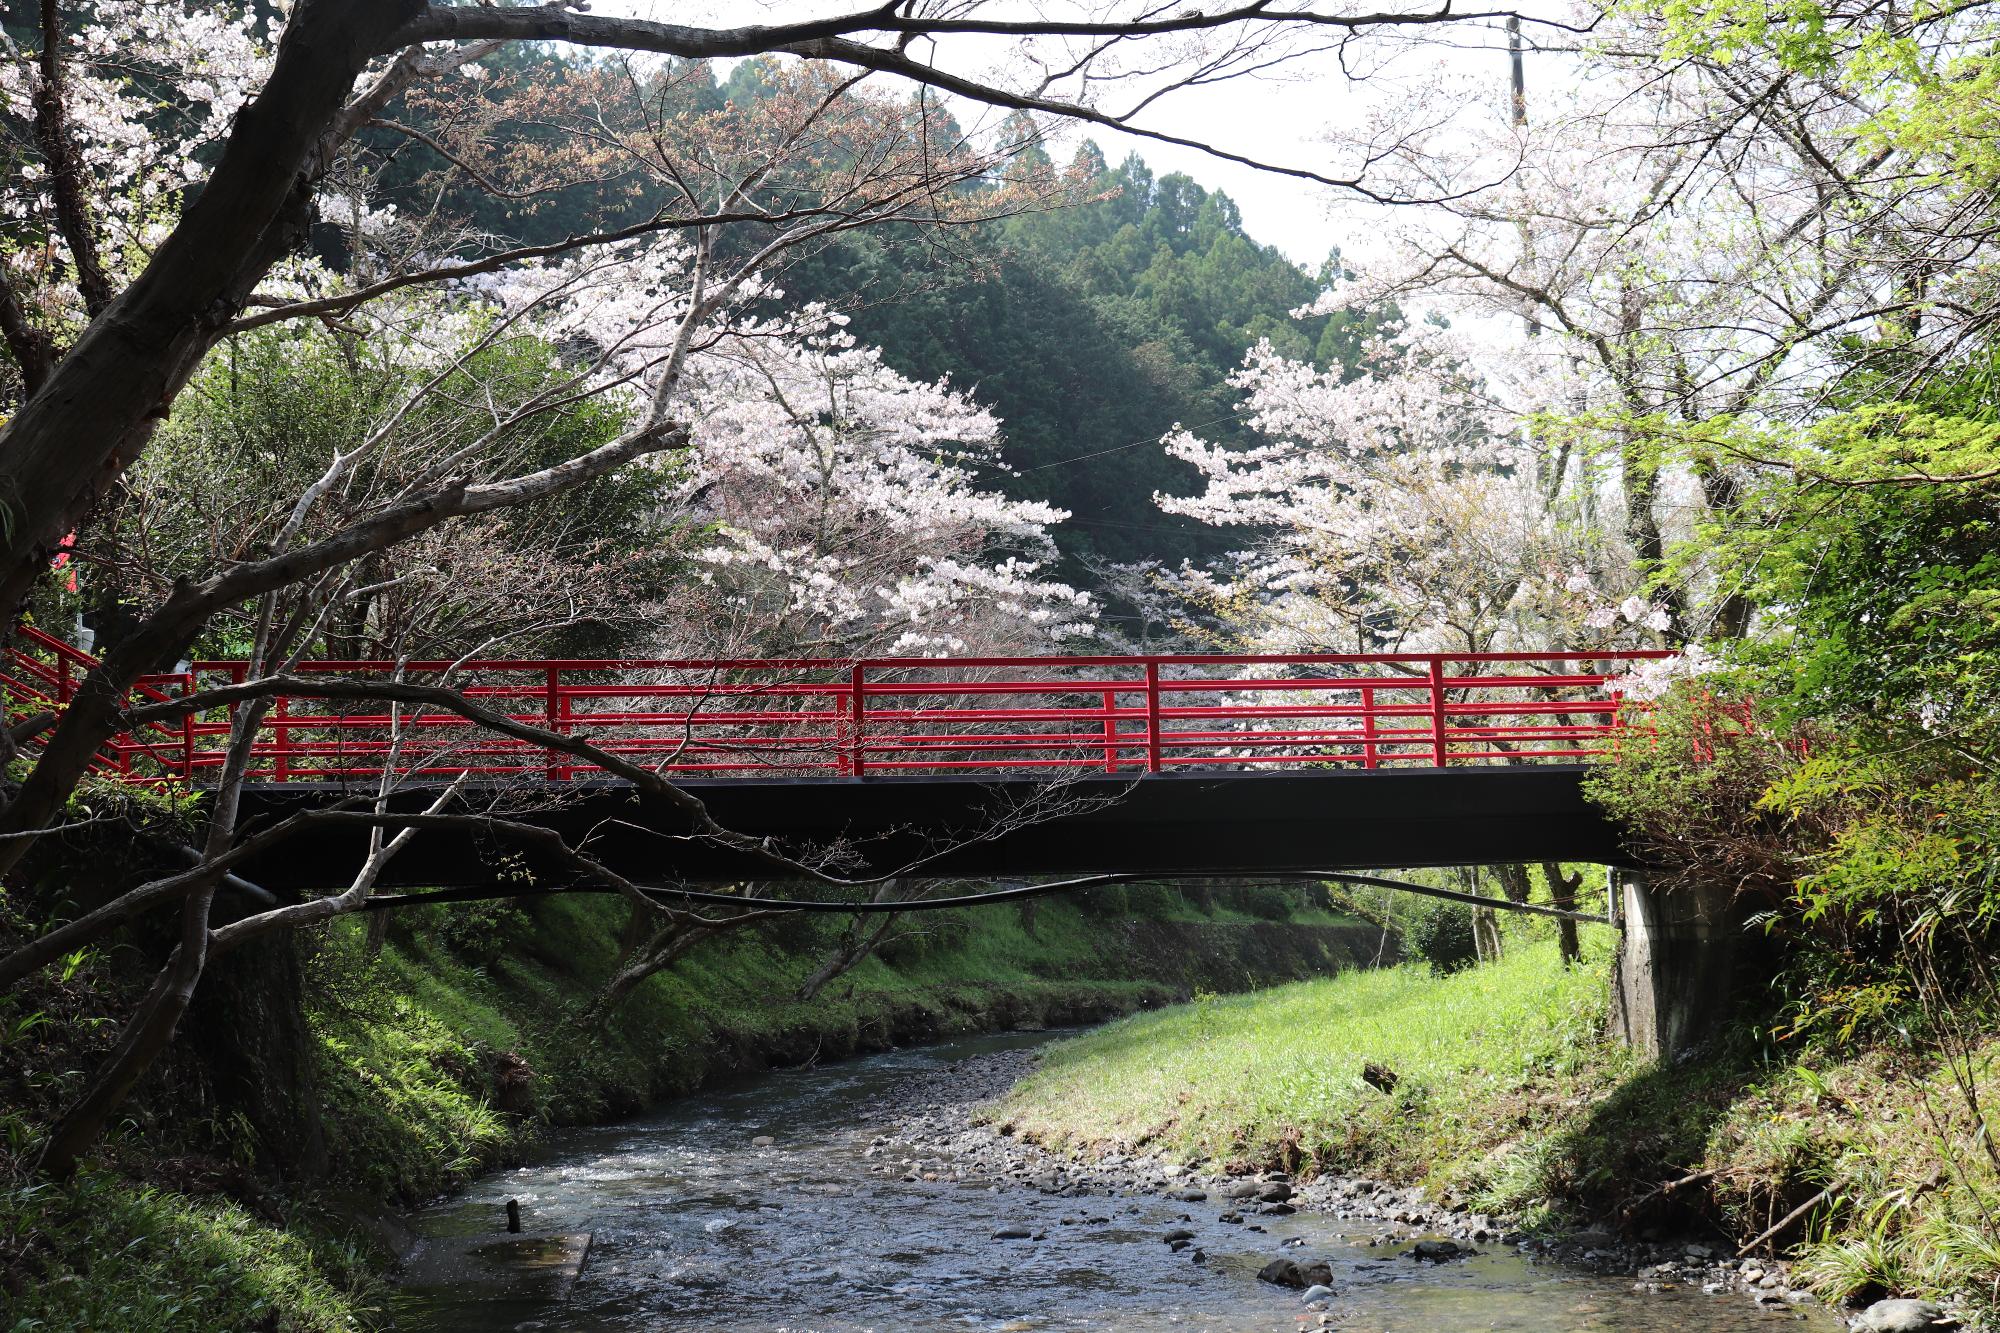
[[797, 912, 901, 1002], [1541, 862, 1583, 965]]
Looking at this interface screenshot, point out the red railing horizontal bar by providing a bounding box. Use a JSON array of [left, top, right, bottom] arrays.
[[187, 648, 1671, 672]]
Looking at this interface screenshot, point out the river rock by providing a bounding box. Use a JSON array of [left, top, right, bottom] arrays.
[[992, 1225, 1034, 1240], [1254, 1258, 1333, 1288], [1163, 1228, 1196, 1243], [1257, 1259, 1306, 1288], [1223, 1181, 1263, 1201], [750, 1135, 775, 1147], [1258, 1182, 1294, 1203], [1301, 1284, 1336, 1305], [1407, 1239, 1466, 1262], [1850, 1299, 1956, 1331]]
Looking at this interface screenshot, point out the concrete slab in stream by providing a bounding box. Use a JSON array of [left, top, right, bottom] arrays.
[[402, 1231, 593, 1302]]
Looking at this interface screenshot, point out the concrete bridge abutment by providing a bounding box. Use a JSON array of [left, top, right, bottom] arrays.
[[1608, 872, 1745, 1060]]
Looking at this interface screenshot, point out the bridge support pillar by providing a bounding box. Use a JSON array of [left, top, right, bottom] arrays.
[[1608, 872, 1741, 1060]]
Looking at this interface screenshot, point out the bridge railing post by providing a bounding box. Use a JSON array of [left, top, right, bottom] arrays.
[[273, 695, 290, 784], [1101, 688, 1118, 773], [847, 663, 866, 779], [176, 675, 194, 782], [544, 666, 569, 783], [1143, 660, 1162, 774], [1361, 683, 1377, 769], [1428, 655, 1449, 767]]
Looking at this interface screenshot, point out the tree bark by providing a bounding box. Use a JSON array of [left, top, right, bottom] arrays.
[[1541, 861, 1583, 965]]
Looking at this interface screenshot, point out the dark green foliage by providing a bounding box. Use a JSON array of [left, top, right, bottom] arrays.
[[1404, 899, 1479, 975], [1220, 883, 1308, 920], [1122, 883, 1184, 917], [421, 900, 533, 968], [1075, 883, 1131, 917]]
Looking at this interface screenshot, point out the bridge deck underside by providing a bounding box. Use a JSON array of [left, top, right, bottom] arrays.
[[235, 766, 1635, 891]]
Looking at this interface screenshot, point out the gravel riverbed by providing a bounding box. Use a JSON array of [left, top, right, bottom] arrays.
[[862, 1046, 1859, 1328]]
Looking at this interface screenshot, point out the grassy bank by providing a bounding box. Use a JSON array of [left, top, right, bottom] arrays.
[[2, 887, 1375, 1330], [998, 934, 1626, 1192], [997, 930, 2000, 1323]]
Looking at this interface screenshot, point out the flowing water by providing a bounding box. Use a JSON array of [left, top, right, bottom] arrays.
[[401, 1031, 1836, 1332]]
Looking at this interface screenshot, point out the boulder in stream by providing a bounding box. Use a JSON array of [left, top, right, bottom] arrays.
[[1257, 1258, 1333, 1288], [1407, 1239, 1468, 1263], [1850, 1299, 1957, 1332]]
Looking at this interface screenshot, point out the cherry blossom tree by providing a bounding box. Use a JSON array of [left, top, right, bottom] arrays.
[[1154, 311, 1673, 964], [1155, 319, 1665, 659], [678, 316, 1092, 659]]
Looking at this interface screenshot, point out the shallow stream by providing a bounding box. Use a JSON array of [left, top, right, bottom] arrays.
[[402, 1031, 1836, 1332]]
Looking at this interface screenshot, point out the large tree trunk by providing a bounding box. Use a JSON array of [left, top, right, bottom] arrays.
[[1493, 863, 1533, 905], [182, 931, 328, 1180]]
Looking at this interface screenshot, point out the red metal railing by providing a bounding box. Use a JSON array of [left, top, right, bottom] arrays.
[[3, 628, 1672, 786], [2, 626, 197, 781]]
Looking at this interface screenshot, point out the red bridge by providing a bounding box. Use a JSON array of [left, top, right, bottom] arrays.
[[5, 627, 1666, 885]]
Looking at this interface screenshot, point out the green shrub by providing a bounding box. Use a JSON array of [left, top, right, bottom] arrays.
[[1124, 883, 1181, 917], [1225, 883, 1303, 920], [1404, 898, 1478, 975], [1076, 884, 1130, 918]]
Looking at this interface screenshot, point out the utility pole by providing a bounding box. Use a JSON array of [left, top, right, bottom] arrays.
[[1507, 16, 1527, 128], [1508, 15, 1538, 340]]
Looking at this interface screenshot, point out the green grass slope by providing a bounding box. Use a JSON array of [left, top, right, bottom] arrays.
[[998, 935, 1623, 1188]]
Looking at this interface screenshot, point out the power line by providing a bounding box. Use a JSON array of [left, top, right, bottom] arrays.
[[363, 867, 1610, 923], [1012, 401, 1265, 474]]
